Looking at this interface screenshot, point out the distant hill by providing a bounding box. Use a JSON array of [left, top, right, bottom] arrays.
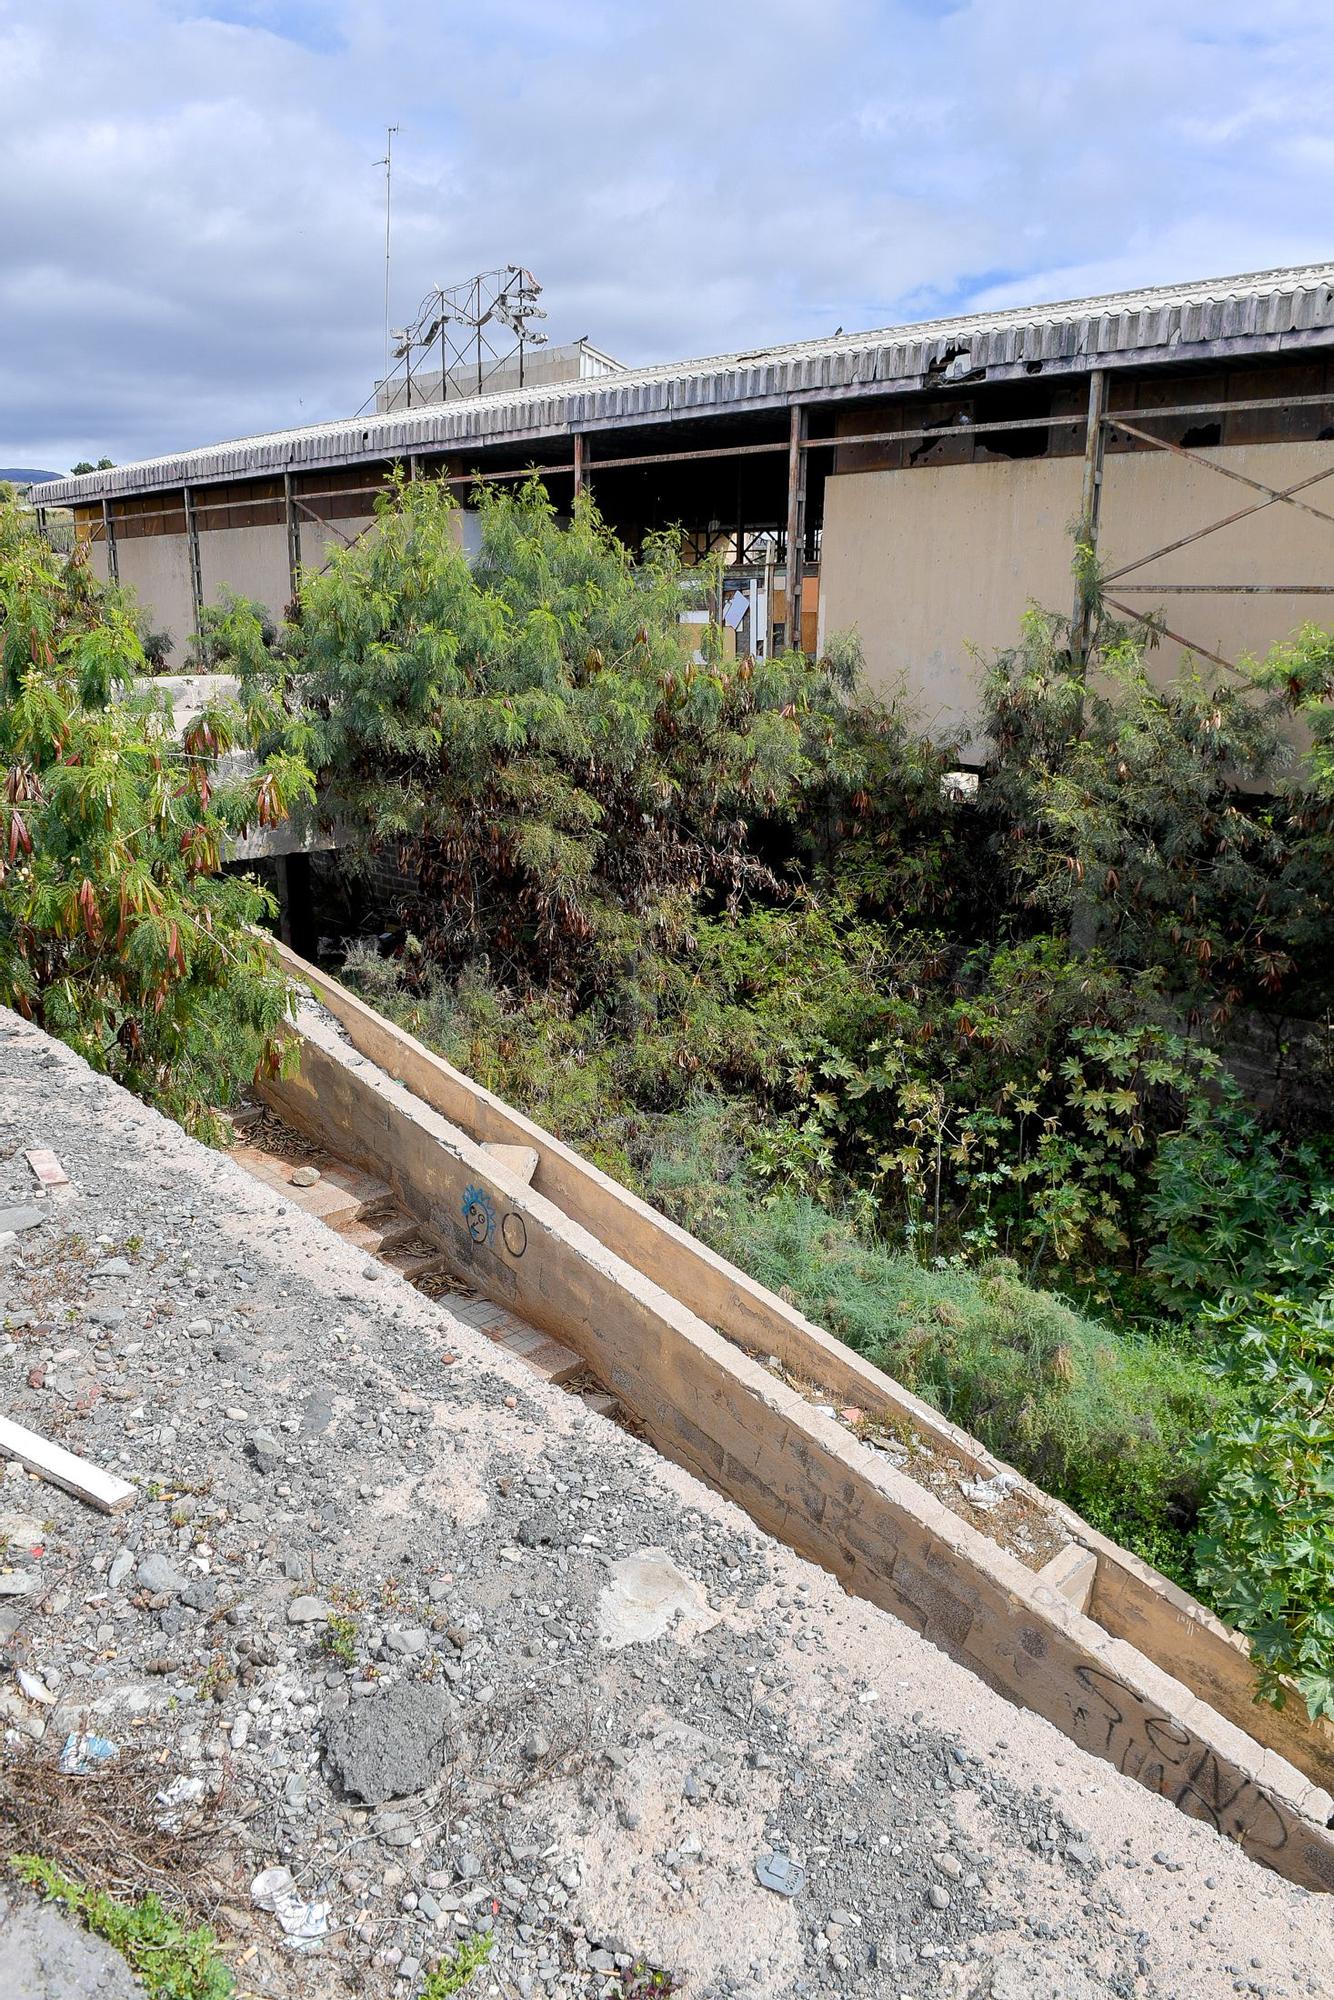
[[1, 467, 63, 485]]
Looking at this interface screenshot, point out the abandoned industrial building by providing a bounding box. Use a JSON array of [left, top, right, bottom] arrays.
[[12, 256, 1334, 1989], [30, 259, 1334, 723]]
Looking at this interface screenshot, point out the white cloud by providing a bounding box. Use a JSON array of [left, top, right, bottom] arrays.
[[2, 0, 1332, 470]]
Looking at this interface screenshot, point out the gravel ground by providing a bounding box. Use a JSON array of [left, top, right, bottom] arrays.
[[0, 1005, 1332, 2000]]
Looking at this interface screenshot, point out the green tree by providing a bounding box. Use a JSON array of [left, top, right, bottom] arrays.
[[0, 497, 312, 1134], [979, 594, 1307, 1026], [226, 474, 842, 998]]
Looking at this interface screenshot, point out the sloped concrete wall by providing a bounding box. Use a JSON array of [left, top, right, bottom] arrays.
[[262, 993, 1334, 1891], [270, 944, 1334, 1803]]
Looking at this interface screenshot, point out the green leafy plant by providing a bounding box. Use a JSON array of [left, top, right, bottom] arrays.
[[1145, 1079, 1334, 1312], [615, 1959, 680, 1996], [322, 1612, 359, 1664], [0, 497, 313, 1134], [1195, 1276, 1334, 1721], [9, 1855, 232, 1999], [980, 593, 1311, 1025], [420, 1931, 493, 1996]]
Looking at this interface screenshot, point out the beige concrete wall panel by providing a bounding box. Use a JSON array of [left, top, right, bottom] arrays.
[[819, 459, 1085, 730], [113, 534, 196, 665], [820, 440, 1334, 732], [1098, 438, 1334, 673], [298, 515, 377, 576], [197, 522, 292, 621], [294, 516, 376, 580]]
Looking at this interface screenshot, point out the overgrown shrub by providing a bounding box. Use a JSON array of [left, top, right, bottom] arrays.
[[231, 475, 862, 1000], [1195, 1264, 1334, 1721], [979, 597, 1315, 1025], [0, 498, 311, 1133], [1145, 1077, 1334, 1312]]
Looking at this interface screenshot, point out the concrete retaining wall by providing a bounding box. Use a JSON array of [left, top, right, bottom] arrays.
[[270, 946, 1334, 1804], [262, 977, 1334, 1891]]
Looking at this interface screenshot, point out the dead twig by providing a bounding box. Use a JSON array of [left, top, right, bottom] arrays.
[[0, 1741, 236, 1919]]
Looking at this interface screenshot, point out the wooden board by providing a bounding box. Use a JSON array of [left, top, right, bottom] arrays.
[[0, 1414, 137, 1514]]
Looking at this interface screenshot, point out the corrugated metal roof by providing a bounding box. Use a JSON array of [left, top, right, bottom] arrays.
[[32, 261, 1334, 505]]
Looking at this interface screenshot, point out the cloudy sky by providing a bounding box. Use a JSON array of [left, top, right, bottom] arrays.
[[3, 0, 1332, 474]]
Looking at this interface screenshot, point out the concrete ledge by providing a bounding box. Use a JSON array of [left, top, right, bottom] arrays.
[[272, 944, 1334, 1806], [263, 988, 1334, 1891]]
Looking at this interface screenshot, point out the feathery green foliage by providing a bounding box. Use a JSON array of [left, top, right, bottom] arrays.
[[280, 474, 852, 995], [0, 496, 312, 1134]]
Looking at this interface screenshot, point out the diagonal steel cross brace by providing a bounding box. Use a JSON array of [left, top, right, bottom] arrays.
[[1102, 417, 1334, 585]]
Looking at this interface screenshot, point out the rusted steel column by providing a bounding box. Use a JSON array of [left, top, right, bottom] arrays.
[[101, 498, 119, 585], [572, 431, 584, 501], [1072, 368, 1107, 665], [283, 471, 300, 604], [784, 403, 808, 651], [182, 484, 205, 647]]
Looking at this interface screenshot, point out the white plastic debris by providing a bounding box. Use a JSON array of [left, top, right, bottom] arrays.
[[156, 1773, 206, 1810], [959, 1470, 1021, 1511], [251, 1866, 330, 1952], [16, 1669, 55, 1705], [58, 1731, 118, 1774]]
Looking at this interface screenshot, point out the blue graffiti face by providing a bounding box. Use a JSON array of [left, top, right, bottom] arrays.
[[462, 1183, 495, 1246]]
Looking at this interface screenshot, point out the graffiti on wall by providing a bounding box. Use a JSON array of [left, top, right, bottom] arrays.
[[1070, 1662, 1330, 1881], [461, 1183, 495, 1246]]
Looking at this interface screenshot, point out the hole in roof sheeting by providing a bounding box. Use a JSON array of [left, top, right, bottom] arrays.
[[1025, 360, 1044, 375], [926, 342, 971, 383], [909, 411, 972, 466], [1180, 423, 1221, 448]]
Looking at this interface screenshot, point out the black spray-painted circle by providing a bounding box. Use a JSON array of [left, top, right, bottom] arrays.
[[501, 1212, 527, 1258]]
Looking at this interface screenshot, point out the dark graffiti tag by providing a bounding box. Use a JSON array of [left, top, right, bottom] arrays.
[[1072, 1663, 1291, 1858], [462, 1183, 495, 1246]]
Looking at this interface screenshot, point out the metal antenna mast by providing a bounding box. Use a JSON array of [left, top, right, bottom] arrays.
[[376, 124, 399, 382]]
